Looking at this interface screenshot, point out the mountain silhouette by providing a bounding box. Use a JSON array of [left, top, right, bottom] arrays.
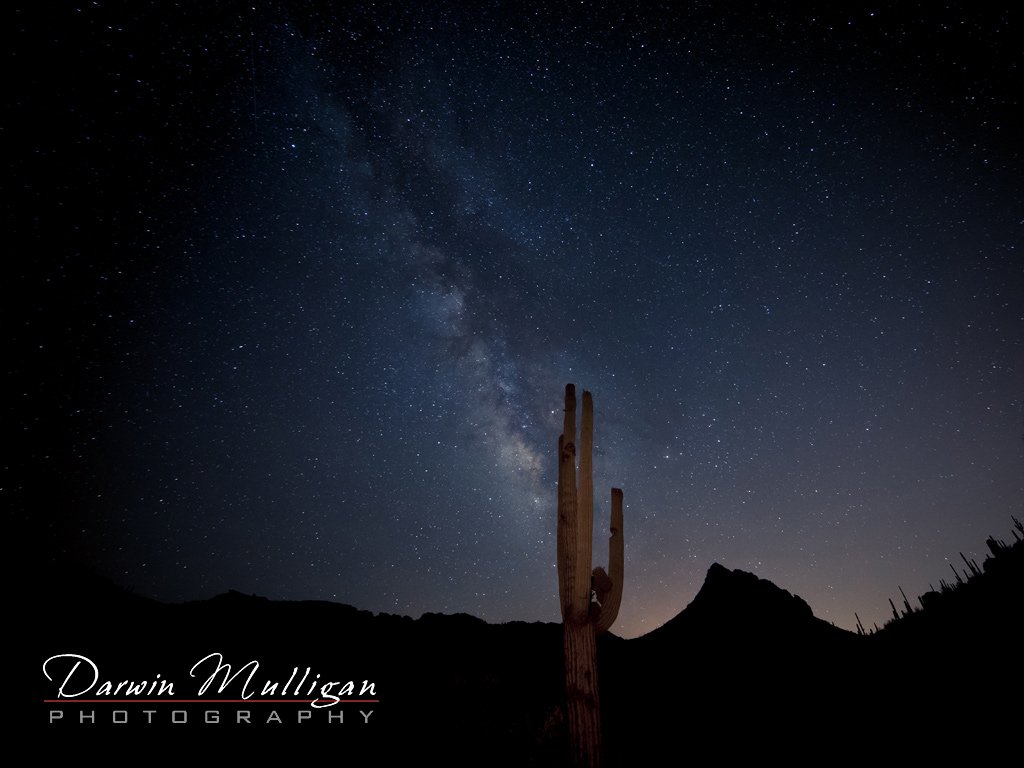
[[637, 562, 851, 649], [27, 535, 1022, 761]]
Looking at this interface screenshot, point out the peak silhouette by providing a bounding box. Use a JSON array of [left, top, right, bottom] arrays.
[[633, 562, 852, 663], [669, 561, 813, 627]]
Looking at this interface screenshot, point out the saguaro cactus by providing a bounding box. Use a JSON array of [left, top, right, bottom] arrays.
[[556, 384, 624, 768]]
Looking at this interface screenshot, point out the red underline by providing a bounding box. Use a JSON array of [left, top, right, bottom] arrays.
[[44, 699, 379, 704]]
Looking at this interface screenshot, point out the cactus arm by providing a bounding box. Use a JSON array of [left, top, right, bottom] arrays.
[[563, 384, 576, 457], [558, 384, 588, 622], [575, 390, 595, 617], [594, 488, 624, 634], [557, 434, 573, 616]]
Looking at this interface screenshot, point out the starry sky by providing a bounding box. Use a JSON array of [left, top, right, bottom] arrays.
[[9, 2, 1023, 637]]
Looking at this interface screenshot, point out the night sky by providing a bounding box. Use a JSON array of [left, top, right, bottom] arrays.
[[9, 2, 1023, 637]]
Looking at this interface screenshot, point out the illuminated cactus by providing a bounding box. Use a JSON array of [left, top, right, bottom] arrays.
[[556, 384, 624, 768]]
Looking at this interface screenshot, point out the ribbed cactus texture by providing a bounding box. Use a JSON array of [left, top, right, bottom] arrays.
[[556, 384, 624, 768]]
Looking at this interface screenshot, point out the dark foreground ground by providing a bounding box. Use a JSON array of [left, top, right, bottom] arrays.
[[22, 534, 1022, 762]]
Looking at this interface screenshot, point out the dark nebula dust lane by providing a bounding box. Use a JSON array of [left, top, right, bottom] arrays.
[[8, 2, 1023, 637]]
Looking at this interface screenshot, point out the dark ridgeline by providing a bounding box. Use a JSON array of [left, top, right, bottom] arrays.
[[28, 523, 1022, 761], [898, 516, 1023, 626]]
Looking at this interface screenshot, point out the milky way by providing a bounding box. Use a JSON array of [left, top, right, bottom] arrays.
[[10, 2, 1022, 636]]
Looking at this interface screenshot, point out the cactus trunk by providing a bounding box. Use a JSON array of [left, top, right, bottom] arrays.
[[563, 619, 601, 767], [556, 384, 626, 768]]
